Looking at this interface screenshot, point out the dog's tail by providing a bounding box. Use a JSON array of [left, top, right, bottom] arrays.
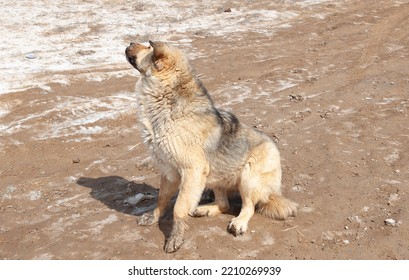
[[256, 194, 298, 220]]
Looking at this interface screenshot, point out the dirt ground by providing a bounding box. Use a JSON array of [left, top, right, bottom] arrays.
[[1, 0, 408, 260]]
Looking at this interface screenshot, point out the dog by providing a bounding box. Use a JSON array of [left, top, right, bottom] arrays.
[[125, 41, 298, 253]]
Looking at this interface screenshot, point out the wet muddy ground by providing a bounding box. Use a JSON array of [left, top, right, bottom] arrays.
[[1, 0, 408, 259]]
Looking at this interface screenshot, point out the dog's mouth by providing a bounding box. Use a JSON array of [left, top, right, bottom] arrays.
[[125, 42, 153, 74], [126, 54, 136, 67], [125, 47, 137, 68]]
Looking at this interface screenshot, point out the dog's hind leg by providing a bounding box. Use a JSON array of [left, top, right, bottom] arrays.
[[227, 141, 276, 236], [164, 166, 208, 253], [193, 187, 229, 217], [137, 174, 180, 226]]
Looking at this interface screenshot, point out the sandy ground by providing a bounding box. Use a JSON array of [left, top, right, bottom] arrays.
[[1, 0, 409, 259]]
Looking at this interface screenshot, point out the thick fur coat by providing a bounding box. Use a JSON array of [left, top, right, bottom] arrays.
[[125, 41, 298, 253]]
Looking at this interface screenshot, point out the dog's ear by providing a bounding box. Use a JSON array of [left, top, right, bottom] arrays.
[[149, 41, 167, 71]]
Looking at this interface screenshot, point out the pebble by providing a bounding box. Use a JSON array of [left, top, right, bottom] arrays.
[[125, 193, 145, 205], [289, 94, 304, 102], [25, 53, 36, 59], [125, 193, 155, 206], [384, 218, 396, 226], [72, 159, 81, 163]]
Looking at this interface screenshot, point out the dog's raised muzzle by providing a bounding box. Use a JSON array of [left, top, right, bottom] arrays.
[[125, 45, 136, 67]]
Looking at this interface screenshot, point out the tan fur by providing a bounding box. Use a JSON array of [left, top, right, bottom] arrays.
[[125, 41, 298, 253]]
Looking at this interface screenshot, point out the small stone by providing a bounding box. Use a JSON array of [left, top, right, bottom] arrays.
[[289, 94, 304, 102], [384, 218, 396, 226], [124, 193, 145, 205], [25, 53, 36, 59], [224, 8, 232, 12], [72, 159, 81, 163], [343, 240, 350, 245], [124, 193, 155, 206]]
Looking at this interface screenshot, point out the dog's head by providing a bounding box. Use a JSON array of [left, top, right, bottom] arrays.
[[125, 41, 182, 76]]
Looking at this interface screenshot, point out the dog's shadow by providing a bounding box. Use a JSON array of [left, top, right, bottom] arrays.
[[76, 176, 159, 216], [77, 176, 175, 238], [77, 176, 200, 238], [76, 176, 240, 240]]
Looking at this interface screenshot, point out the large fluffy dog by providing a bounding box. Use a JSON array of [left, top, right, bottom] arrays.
[[125, 41, 298, 253]]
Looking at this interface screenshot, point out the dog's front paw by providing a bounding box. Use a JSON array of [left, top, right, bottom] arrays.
[[137, 211, 158, 226], [164, 234, 184, 253], [164, 219, 187, 253], [227, 217, 248, 236]]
